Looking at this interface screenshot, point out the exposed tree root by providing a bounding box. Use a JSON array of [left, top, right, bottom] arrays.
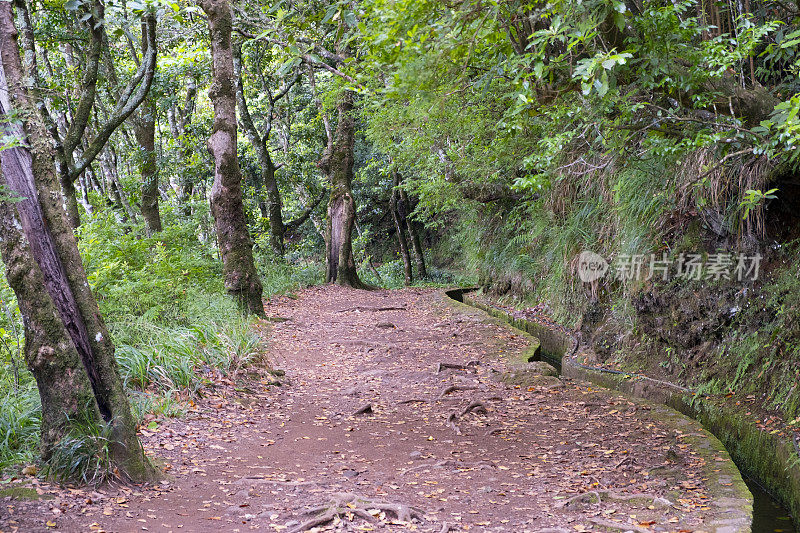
[[288, 492, 422, 533], [459, 400, 487, 417], [397, 398, 428, 405], [446, 413, 462, 435], [400, 460, 460, 476], [556, 490, 672, 509], [351, 403, 373, 416], [436, 361, 479, 372], [438, 385, 478, 399], [588, 517, 652, 532], [556, 491, 601, 508], [337, 306, 406, 313]]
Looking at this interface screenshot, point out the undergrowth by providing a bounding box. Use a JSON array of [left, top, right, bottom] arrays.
[[432, 150, 800, 420], [0, 210, 317, 481]]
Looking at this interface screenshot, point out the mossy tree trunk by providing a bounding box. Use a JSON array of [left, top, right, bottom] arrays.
[[319, 89, 369, 289], [261, 151, 285, 254], [0, 3, 155, 482], [135, 95, 161, 235], [0, 199, 100, 462], [199, 0, 264, 315]]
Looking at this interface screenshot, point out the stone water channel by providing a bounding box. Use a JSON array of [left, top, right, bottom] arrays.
[[445, 288, 797, 533]]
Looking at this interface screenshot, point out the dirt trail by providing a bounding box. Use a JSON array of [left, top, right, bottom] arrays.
[[6, 287, 715, 532]]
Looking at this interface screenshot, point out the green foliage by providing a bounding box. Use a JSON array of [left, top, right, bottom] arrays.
[[78, 212, 223, 326], [42, 413, 114, 486], [0, 379, 40, 473], [740, 188, 778, 220]]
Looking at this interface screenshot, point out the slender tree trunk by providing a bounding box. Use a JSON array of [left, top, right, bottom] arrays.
[[78, 173, 93, 216], [261, 151, 285, 255], [199, 0, 264, 315], [135, 96, 161, 235], [166, 82, 197, 215], [398, 188, 427, 278], [61, 173, 81, 227], [390, 171, 412, 286], [0, 3, 155, 482], [233, 45, 286, 256], [318, 89, 369, 289]]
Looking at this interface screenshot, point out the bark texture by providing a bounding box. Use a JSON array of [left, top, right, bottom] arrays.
[[0, 199, 100, 461], [319, 89, 369, 289], [200, 0, 264, 315], [0, 3, 155, 482]]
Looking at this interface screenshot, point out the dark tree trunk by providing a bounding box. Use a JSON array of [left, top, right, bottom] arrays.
[[0, 3, 155, 482], [399, 188, 427, 279], [390, 171, 413, 286], [135, 95, 161, 235], [262, 151, 285, 255], [318, 89, 369, 289], [200, 0, 264, 315]]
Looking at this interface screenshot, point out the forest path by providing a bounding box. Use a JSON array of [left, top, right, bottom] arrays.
[[42, 287, 712, 532]]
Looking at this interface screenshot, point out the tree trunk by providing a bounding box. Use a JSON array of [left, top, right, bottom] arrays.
[[199, 0, 264, 315], [399, 188, 427, 279], [0, 199, 101, 462], [167, 81, 198, 216], [135, 95, 161, 235], [318, 89, 369, 289], [390, 171, 412, 286], [61, 173, 81, 227], [261, 151, 285, 255], [0, 3, 155, 482], [233, 45, 286, 256]]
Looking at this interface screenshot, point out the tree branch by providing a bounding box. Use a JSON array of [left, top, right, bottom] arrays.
[[70, 14, 157, 182], [63, 0, 104, 155], [285, 191, 326, 231]]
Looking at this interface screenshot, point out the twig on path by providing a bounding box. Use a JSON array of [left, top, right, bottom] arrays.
[[239, 478, 319, 488], [484, 427, 501, 436], [614, 456, 632, 469], [439, 523, 453, 533]]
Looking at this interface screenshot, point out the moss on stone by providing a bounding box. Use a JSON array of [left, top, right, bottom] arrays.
[[0, 485, 50, 500]]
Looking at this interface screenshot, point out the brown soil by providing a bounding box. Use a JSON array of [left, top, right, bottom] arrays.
[[3, 287, 716, 532]]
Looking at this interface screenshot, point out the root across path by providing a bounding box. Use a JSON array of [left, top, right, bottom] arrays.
[[6, 287, 723, 532]]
